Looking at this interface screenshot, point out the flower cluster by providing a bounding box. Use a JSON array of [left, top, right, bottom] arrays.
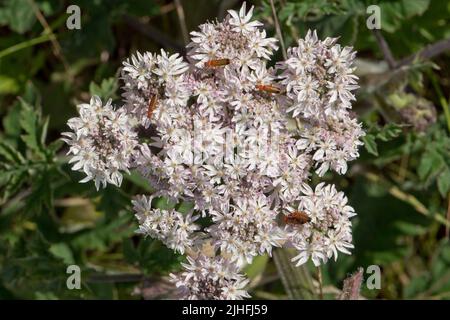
[[62, 96, 138, 190], [188, 2, 277, 69], [286, 183, 356, 266], [132, 195, 199, 254], [62, 2, 364, 300], [121, 50, 189, 128], [278, 30, 364, 176], [170, 254, 250, 300]]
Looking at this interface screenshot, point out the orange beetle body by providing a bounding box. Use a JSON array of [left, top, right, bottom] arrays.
[[256, 84, 282, 94], [147, 95, 158, 119], [205, 58, 230, 68], [283, 211, 311, 225]]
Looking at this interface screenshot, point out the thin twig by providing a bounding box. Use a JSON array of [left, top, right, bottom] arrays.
[[317, 266, 324, 300], [427, 70, 450, 134], [372, 29, 396, 69], [371, 32, 450, 71], [398, 153, 409, 183], [269, 0, 287, 60], [174, 0, 189, 45], [160, 3, 176, 15], [446, 193, 450, 238], [88, 273, 145, 283], [28, 0, 70, 71], [396, 38, 450, 68], [365, 172, 450, 227]]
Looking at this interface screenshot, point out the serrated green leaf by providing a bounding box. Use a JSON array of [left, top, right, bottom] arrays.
[[2, 102, 22, 138], [18, 98, 45, 156], [376, 124, 402, 142], [362, 134, 378, 156], [0, 141, 26, 164], [89, 78, 118, 101], [24, 172, 53, 215], [40, 116, 49, 146], [404, 275, 430, 298], [2, 170, 27, 201]]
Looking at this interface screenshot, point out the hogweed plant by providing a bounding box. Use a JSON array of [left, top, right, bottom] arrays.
[[62, 3, 364, 300]]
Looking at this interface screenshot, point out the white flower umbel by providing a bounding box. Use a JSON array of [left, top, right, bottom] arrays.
[[170, 254, 250, 300], [64, 2, 365, 300], [125, 3, 363, 282], [62, 96, 138, 190]]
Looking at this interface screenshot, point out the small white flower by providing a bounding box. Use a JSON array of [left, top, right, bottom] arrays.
[[228, 3, 263, 34]]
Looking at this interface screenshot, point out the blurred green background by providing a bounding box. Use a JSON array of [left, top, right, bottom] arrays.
[[1, 0, 450, 299]]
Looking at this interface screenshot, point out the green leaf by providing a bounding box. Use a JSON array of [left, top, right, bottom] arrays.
[[362, 134, 378, 156], [380, 0, 430, 33], [71, 214, 134, 252], [0, 141, 26, 164], [25, 172, 53, 215], [0, 0, 36, 34], [437, 167, 450, 197], [400, 0, 430, 18], [2, 102, 22, 138], [49, 243, 75, 265], [404, 275, 430, 298], [418, 149, 444, 180], [19, 98, 44, 156], [89, 78, 118, 101], [376, 124, 403, 142]]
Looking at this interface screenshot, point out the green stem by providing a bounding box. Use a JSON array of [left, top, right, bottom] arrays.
[[440, 96, 450, 134], [273, 248, 317, 299], [317, 266, 324, 299], [427, 70, 450, 134], [268, 0, 287, 60], [0, 34, 52, 59]]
